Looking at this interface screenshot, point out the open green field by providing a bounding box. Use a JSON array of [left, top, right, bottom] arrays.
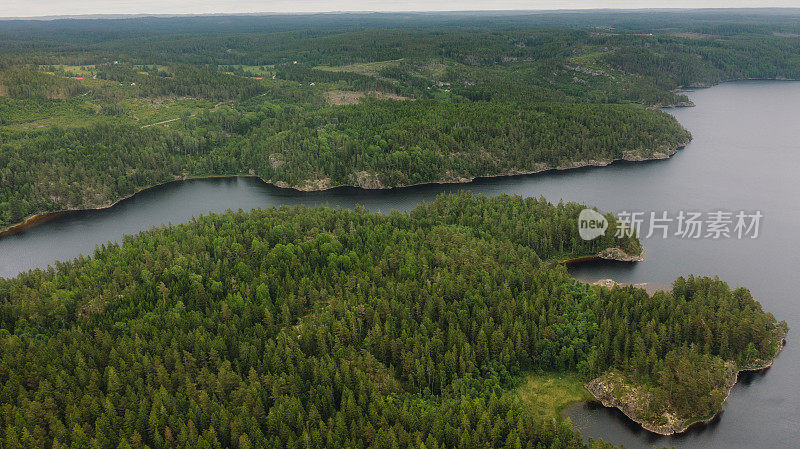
[[316, 59, 405, 76], [508, 373, 593, 420]]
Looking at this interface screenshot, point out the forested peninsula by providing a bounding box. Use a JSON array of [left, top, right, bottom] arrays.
[[0, 193, 787, 448], [4, 11, 800, 231], [0, 12, 794, 445]]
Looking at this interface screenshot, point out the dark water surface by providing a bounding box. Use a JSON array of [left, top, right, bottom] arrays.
[[1, 81, 799, 448]]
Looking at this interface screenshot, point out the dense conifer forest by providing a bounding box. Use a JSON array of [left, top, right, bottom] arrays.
[[0, 11, 793, 448], [3, 10, 800, 230], [0, 194, 785, 448]]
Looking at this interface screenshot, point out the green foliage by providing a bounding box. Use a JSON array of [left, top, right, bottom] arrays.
[[0, 123, 225, 227], [0, 194, 783, 448], [247, 99, 689, 188], [0, 12, 793, 448], [509, 373, 593, 420], [6, 13, 800, 229], [94, 64, 267, 101], [653, 348, 729, 420], [0, 97, 688, 230], [0, 68, 85, 100]]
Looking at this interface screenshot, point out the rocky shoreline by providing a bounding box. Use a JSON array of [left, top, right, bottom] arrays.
[[0, 140, 691, 237], [596, 247, 645, 262], [560, 246, 646, 265], [583, 330, 787, 436], [590, 278, 666, 296], [270, 137, 690, 192], [6, 79, 793, 239], [0, 174, 255, 238]]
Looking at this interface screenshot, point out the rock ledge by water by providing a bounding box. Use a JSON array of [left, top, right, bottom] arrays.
[[584, 329, 787, 436]]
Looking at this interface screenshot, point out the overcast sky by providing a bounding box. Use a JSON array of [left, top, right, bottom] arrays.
[[3, 1, 799, 19]]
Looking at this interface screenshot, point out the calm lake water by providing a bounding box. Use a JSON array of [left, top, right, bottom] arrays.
[[1, 81, 799, 448]]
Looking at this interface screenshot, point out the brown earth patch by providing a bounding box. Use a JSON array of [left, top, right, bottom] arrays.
[[355, 171, 384, 189], [269, 153, 284, 169], [671, 32, 717, 40], [299, 178, 332, 191], [324, 90, 410, 105]]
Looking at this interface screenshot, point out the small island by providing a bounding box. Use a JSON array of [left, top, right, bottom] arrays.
[[585, 326, 787, 435], [573, 266, 787, 435]]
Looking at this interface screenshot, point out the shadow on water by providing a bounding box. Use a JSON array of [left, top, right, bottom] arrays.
[[0, 153, 683, 255], [0, 150, 684, 242], [566, 259, 640, 279], [564, 345, 783, 448], [565, 401, 725, 447]]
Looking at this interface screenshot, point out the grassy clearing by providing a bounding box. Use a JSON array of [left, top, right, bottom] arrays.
[[315, 59, 404, 76], [568, 51, 608, 64], [508, 373, 592, 421], [0, 91, 215, 130], [123, 97, 216, 125], [38, 64, 95, 77], [218, 64, 276, 77], [0, 97, 98, 129], [323, 90, 410, 105]]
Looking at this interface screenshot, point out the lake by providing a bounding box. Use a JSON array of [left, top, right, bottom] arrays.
[[1, 81, 799, 448]]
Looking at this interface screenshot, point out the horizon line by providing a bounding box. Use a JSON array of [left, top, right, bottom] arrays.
[[3, 7, 800, 21]]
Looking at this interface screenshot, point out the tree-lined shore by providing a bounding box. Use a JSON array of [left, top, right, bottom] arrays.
[[0, 193, 786, 448]]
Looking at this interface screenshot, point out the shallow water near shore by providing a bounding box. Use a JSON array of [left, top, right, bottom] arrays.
[[1, 81, 800, 447]]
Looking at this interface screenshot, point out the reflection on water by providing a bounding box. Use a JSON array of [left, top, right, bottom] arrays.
[[563, 364, 781, 448], [0, 158, 680, 279], [564, 401, 724, 446]]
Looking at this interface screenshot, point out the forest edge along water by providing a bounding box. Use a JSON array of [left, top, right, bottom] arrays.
[[0, 140, 691, 238], [0, 175, 261, 238], [1, 81, 799, 449]]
